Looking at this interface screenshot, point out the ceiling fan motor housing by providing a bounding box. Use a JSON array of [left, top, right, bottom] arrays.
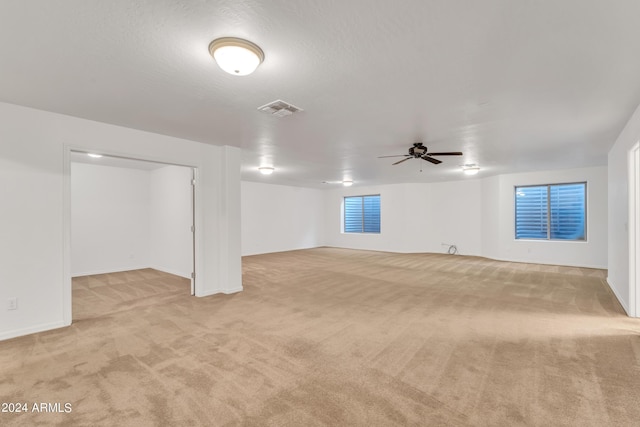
[[409, 143, 427, 157]]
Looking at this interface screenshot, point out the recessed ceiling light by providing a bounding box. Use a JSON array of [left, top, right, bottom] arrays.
[[258, 166, 274, 175], [462, 164, 480, 175], [87, 153, 102, 158], [209, 37, 264, 76], [342, 180, 353, 187]]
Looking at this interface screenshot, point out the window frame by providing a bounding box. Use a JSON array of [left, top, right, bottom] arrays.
[[514, 182, 587, 241], [343, 194, 381, 234]]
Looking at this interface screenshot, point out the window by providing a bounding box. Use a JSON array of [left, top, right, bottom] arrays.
[[344, 195, 380, 233], [515, 183, 586, 240]]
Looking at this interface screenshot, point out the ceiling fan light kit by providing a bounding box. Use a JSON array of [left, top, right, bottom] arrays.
[[379, 142, 463, 166], [209, 37, 264, 76]]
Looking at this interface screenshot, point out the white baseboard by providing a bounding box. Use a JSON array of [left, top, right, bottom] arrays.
[[488, 255, 607, 270], [242, 245, 321, 257], [71, 265, 151, 277], [0, 320, 67, 342], [148, 265, 191, 279], [606, 277, 630, 315], [73, 265, 192, 279], [197, 286, 243, 297], [321, 246, 606, 269]]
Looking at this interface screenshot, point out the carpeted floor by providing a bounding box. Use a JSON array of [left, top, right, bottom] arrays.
[[1, 248, 639, 426]]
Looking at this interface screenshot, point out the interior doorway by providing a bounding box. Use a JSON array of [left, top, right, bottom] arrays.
[[69, 150, 196, 319], [630, 142, 639, 317]]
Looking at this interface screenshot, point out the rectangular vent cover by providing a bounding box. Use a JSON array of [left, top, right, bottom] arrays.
[[257, 99, 303, 117]]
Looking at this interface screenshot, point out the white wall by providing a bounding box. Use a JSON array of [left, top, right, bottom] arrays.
[[71, 163, 193, 278], [241, 181, 324, 256], [149, 165, 193, 278], [428, 180, 483, 256], [0, 101, 241, 341], [608, 103, 640, 314], [71, 163, 151, 276], [323, 180, 483, 256], [322, 167, 607, 268], [481, 175, 501, 260]]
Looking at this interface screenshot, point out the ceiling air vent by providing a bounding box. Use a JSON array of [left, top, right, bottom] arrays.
[[257, 99, 303, 117]]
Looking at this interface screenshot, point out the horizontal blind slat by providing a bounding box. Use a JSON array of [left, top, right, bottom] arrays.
[[549, 183, 585, 240], [515, 186, 548, 239], [344, 197, 363, 232], [363, 195, 380, 233]]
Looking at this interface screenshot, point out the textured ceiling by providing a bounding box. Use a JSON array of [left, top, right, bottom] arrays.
[[1, 0, 640, 187]]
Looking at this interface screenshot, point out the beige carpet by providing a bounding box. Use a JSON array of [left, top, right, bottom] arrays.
[[1, 248, 639, 426]]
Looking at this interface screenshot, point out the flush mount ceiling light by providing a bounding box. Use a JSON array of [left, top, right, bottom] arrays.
[[322, 180, 355, 186], [258, 166, 274, 175], [462, 164, 480, 175], [87, 153, 102, 158], [209, 37, 264, 76]]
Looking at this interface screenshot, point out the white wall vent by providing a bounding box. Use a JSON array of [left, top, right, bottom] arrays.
[[257, 99, 303, 117]]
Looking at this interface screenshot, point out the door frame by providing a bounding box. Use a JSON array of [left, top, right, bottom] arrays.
[[630, 142, 640, 317], [63, 146, 201, 325], [191, 167, 197, 296]]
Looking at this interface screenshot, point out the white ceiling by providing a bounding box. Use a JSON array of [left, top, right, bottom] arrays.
[[1, 1, 640, 188]]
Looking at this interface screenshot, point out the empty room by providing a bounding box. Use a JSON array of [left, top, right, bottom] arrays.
[[1, 1, 639, 426]]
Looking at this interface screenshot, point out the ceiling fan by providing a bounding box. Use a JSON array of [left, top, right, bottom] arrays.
[[379, 142, 462, 165]]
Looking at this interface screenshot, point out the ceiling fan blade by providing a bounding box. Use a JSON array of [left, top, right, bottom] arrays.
[[378, 154, 411, 158], [421, 155, 442, 165], [392, 157, 412, 165], [427, 152, 463, 156]]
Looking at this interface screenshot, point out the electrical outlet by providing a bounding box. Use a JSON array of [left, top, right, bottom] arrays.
[[8, 297, 17, 310]]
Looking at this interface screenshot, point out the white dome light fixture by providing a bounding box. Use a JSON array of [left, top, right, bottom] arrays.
[[258, 166, 275, 175], [87, 153, 103, 158], [209, 37, 264, 76], [462, 164, 480, 175], [342, 180, 353, 187]]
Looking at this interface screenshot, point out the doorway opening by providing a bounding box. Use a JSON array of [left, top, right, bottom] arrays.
[[69, 150, 196, 321]]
